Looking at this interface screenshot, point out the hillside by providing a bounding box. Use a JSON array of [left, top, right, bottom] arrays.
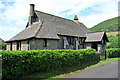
[[89, 17, 118, 32], [106, 31, 120, 48]]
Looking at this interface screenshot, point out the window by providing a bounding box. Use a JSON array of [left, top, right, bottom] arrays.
[[63, 37, 67, 40], [79, 38, 82, 45], [67, 37, 71, 45], [67, 37, 73, 45], [63, 37, 69, 45], [75, 38, 79, 45], [102, 39, 104, 44], [43, 39, 47, 47], [102, 39, 106, 44], [63, 37, 69, 49]]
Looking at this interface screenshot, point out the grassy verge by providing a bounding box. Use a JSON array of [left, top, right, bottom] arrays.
[[22, 57, 119, 79], [50, 57, 120, 79], [97, 57, 120, 65], [0, 50, 2, 77], [22, 60, 99, 79]]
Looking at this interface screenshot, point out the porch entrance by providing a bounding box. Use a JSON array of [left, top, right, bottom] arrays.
[[91, 43, 98, 51]]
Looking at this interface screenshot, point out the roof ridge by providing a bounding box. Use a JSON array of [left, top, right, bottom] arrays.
[[35, 10, 77, 23], [87, 31, 105, 34], [33, 21, 43, 37]]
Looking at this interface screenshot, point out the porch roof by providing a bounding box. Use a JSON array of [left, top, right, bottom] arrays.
[[85, 32, 109, 42]]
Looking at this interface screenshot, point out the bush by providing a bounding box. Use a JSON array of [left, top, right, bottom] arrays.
[[2, 49, 99, 79], [2, 42, 6, 50], [107, 48, 120, 58], [0, 42, 6, 50]]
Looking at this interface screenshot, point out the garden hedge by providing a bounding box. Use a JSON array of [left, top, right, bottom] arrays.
[[2, 49, 99, 79], [107, 48, 120, 58]]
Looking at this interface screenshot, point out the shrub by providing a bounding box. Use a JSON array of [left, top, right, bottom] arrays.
[[107, 48, 120, 58], [2, 49, 99, 79], [2, 42, 6, 50], [0, 42, 6, 50]]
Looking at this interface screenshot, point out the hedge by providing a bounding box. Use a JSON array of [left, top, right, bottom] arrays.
[[2, 49, 99, 79], [107, 48, 120, 58]]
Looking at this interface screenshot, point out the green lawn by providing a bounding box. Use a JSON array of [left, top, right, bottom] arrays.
[[22, 57, 120, 79], [0, 50, 2, 77]]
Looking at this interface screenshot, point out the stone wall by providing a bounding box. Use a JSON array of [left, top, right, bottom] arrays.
[[29, 39, 43, 50], [58, 36, 64, 49], [6, 39, 59, 51], [57, 36, 82, 49], [47, 39, 58, 49], [6, 42, 18, 51], [21, 40, 28, 50], [29, 39, 58, 50], [6, 43, 11, 50], [6, 37, 86, 51], [12, 42, 17, 51]]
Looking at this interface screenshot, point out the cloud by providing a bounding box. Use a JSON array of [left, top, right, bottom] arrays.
[[0, 0, 119, 40], [0, 1, 5, 9], [80, 11, 118, 28], [0, 26, 24, 41], [59, 0, 118, 27]]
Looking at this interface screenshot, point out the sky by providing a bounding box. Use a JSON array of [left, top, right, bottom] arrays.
[[0, 0, 119, 41]]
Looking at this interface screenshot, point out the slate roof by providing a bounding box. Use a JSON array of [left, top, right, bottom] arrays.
[[85, 32, 109, 42], [7, 22, 42, 41], [6, 10, 91, 42]]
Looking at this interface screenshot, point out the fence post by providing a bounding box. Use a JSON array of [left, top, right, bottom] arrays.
[[105, 50, 107, 60]]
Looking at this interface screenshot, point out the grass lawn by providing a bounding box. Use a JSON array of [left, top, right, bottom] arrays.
[[0, 50, 2, 77], [22, 57, 120, 80], [106, 31, 119, 36]]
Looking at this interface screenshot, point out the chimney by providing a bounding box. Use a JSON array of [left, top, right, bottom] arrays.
[[30, 4, 35, 16], [29, 4, 35, 26], [74, 15, 79, 23]]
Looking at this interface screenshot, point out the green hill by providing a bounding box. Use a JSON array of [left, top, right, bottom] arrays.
[[89, 17, 118, 32], [106, 31, 120, 48]]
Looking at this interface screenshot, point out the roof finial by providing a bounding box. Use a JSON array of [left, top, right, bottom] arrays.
[[74, 15, 78, 20]]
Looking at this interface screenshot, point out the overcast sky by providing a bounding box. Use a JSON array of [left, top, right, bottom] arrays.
[[0, 0, 119, 41]]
